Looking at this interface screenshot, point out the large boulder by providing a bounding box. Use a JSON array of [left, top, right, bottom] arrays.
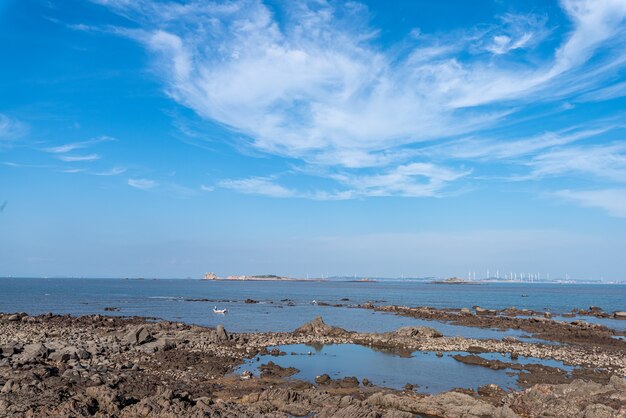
[[294, 317, 349, 337], [15, 343, 49, 363], [124, 326, 153, 345], [215, 325, 229, 341]]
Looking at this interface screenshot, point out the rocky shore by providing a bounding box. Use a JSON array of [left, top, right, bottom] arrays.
[[354, 303, 626, 348], [0, 312, 625, 417]]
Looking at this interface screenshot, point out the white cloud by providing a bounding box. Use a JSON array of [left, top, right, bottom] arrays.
[[128, 178, 159, 190], [94, 167, 126, 176], [200, 185, 215, 192], [525, 143, 626, 182], [220, 162, 469, 199], [56, 153, 100, 162], [427, 126, 612, 161], [43, 136, 115, 154], [93, 1, 626, 161], [0, 114, 27, 142], [219, 177, 298, 198], [483, 13, 545, 55], [91, 0, 626, 200], [555, 188, 626, 218]]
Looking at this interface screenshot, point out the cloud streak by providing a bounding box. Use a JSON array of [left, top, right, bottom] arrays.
[[128, 178, 159, 190]]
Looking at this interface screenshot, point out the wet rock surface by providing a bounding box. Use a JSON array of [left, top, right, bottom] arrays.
[[0, 311, 624, 417]]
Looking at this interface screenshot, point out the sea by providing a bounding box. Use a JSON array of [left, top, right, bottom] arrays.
[[1, 278, 625, 336]]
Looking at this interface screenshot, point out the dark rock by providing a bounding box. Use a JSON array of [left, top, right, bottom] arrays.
[[259, 361, 298, 378], [294, 317, 349, 337], [339, 376, 359, 388], [315, 374, 331, 384], [244, 299, 259, 304], [104, 307, 120, 312]]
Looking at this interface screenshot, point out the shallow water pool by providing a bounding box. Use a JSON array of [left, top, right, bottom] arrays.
[[235, 344, 570, 393]]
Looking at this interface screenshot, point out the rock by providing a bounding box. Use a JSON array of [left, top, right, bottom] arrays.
[[503, 336, 519, 343], [104, 307, 120, 312], [367, 391, 517, 418], [259, 361, 298, 378], [613, 311, 626, 319], [244, 298, 259, 304], [16, 343, 49, 363], [473, 306, 496, 315], [215, 325, 229, 341], [124, 326, 153, 345], [7, 314, 20, 321], [0, 344, 21, 357], [339, 376, 359, 388], [315, 374, 331, 384], [362, 378, 372, 387], [393, 326, 442, 339], [477, 383, 504, 397], [294, 317, 349, 337], [1, 380, 14, 394], [460, 307, 472, 314]]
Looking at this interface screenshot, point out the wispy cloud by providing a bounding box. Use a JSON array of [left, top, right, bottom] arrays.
[[220, 162, 469, 199], [0, 114, 27, 143], [43, 135, 114, 154], [555, 189, 626, 218], [93, 167, 126, 176], [128, 178, 159, 190], [525, 142, 626, 182], [89, 0, 626, 202], [56, 153, 100, 162], [200, 185, 214, 192]]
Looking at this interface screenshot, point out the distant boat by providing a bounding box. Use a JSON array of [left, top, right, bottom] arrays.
[[213, 306, 227, 314]]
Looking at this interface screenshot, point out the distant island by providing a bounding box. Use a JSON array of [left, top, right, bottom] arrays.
[[430, 277, 478, 284], [202, 272, 323, 281]]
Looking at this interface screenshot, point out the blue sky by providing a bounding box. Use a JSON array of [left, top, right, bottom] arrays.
[[2, 0, 626, 280]]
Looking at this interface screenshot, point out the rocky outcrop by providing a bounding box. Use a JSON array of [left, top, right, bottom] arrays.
[[294, 316, 349, 337], [511, 376, 626, 417]]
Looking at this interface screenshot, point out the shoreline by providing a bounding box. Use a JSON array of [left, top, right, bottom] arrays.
[[1, 310, 625, 417]]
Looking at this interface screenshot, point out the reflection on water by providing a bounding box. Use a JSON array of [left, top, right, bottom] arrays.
[[235, 344, 571, 393]]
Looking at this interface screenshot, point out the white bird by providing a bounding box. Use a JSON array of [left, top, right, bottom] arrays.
[[311, 299, 317, 305], [213, 306, 227, 314]]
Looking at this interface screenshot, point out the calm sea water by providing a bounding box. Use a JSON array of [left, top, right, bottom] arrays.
[[0, 278, 624, 334]]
